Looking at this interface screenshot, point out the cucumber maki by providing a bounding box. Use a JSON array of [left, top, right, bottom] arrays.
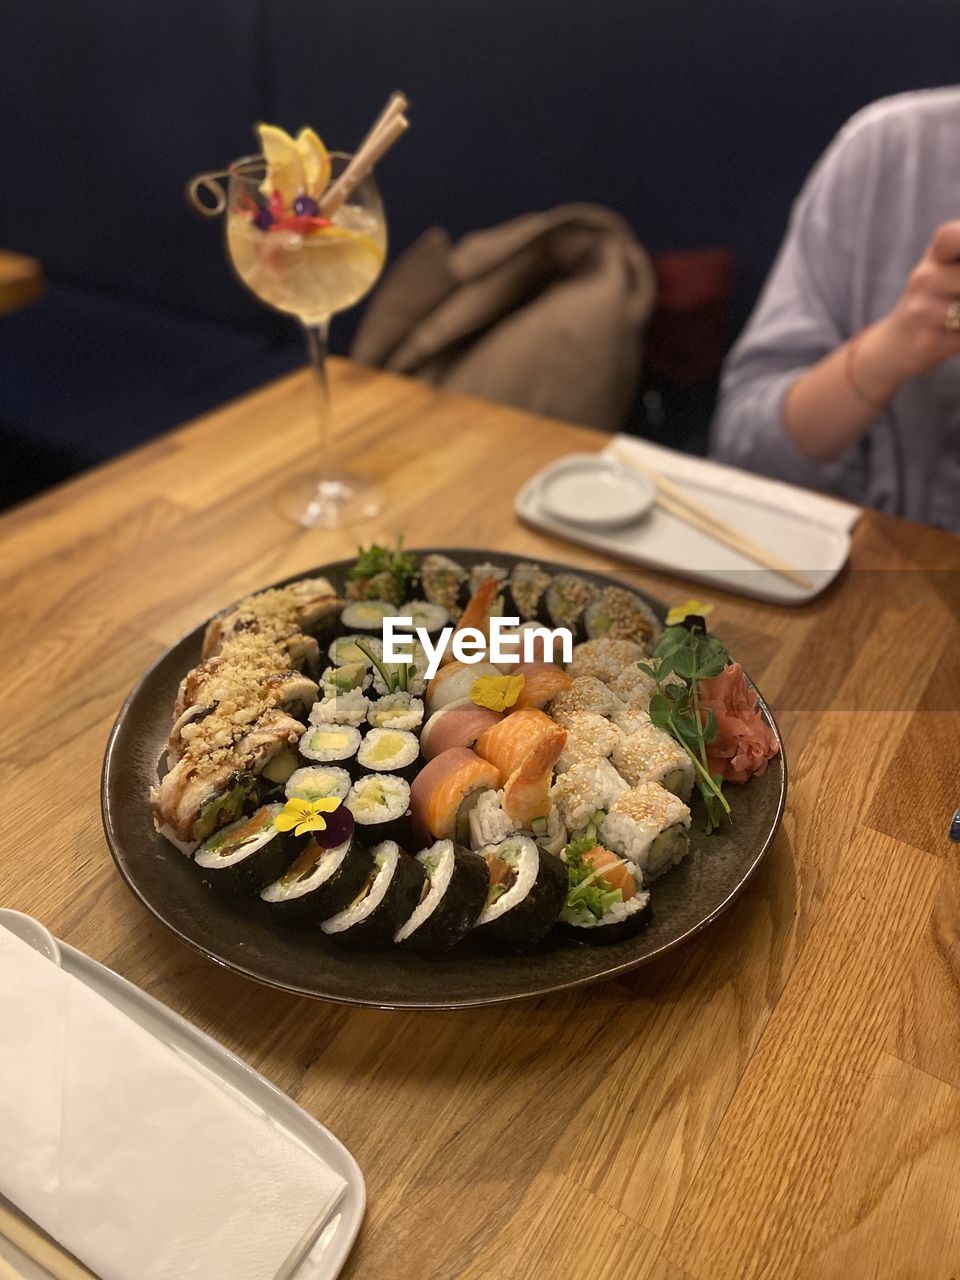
[[194, 805, 299, 895], [321, 840, 427, 949], [394, 839, 489, 955], [346, 773, 412, 848], [555, 838, 653, 945], [340, 599, 396, 634], [298, 723, 362, 767], [473, 835, 567, 951], [284, 765, 353, 804], [260, 835, 374, 926], [355, 728, 420, 782]]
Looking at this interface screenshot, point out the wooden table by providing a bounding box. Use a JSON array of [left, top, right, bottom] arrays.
[[2, 360, 958, 1280], [0, 249, 42, 316]]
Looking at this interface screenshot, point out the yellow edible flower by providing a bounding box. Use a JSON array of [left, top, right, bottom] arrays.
[[470, 674, 525, 712], [665, 599, 715, 627], [274, 796, 342, 837]]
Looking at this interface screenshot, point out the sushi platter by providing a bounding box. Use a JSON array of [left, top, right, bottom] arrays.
[[101, 548, 786, 1009]]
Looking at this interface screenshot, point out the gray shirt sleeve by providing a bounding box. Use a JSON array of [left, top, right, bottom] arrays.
[[710, 119, 878, 497]]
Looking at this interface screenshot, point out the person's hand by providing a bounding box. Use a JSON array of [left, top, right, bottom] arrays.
[[858, 220, 960, 391]]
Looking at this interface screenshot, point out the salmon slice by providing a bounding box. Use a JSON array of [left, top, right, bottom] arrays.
[[438, 576, 502, 667], [583, 846, 637, 900], [409, 747, 500, 844], [474, 707, 560, 783], [510, 663, 573, 712], [501, 723, 567, 825]]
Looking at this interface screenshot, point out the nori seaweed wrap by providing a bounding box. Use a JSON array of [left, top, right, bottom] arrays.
[[321, 840, 427, 949], [473, 835, 567, 951], [260, 834, 374, 926], [194, 804, 300, 895], [394, 839, 489, 955]]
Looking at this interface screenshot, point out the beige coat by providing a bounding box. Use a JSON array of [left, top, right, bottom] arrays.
[[350, 204, 657, 432]]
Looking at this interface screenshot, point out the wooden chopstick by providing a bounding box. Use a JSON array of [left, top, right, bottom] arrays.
[[0, 1202, 97, 1280], [610, 446, 813, 589]]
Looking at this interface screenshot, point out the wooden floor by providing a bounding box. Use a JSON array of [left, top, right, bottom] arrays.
[[1, 360, 958, 1279]]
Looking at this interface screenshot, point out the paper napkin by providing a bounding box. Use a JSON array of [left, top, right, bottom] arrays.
[[0, 926, 346, 1280]]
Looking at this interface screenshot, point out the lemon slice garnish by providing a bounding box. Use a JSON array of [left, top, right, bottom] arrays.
[[295, 127, 331, 199], [256, 123, 304, 205]]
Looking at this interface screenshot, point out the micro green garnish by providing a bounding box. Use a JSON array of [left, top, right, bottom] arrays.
[[347, 538, 417, 605], [354, 637, 415, 696], [639, 618, 731, 834], [563, 837, 622, 920]]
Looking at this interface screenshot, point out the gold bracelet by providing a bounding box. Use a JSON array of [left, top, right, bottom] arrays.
[[844, 330, 886, 411]]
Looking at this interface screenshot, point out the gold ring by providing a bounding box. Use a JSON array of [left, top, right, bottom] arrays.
[[945, 300, 960, 332]]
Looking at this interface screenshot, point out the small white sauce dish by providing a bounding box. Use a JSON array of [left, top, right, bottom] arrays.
[[536, 453, 654, 530]]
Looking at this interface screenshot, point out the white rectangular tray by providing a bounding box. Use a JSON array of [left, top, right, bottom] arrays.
[[0, 940, 365, 1280], [515, 440, 859, 605]]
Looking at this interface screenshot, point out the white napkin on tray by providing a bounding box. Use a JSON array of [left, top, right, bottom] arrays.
[[606, 435, 861, 533], [0, 926, 345, 1280]]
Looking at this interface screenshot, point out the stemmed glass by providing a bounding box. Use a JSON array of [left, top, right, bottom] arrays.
[[224, 153, 387, 529]]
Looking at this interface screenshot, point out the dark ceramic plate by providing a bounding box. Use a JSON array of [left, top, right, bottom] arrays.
[[101, 549, 786, 1010]]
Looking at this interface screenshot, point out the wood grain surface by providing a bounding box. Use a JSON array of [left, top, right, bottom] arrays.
[[1, 359, 958, 1280]]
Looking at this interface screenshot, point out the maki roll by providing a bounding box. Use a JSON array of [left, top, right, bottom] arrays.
[[321, 840, 427, 949], [285, 764, 352, 803], [261, 834, 374, 925], [346, 773, 412, 846], [309, 687, 370, 727], [555, 713, 624, 774], [419, 553, 467, 620], [152, 756, 256, 853], [367, 691, 425, 731], [369, 641, 428, 697], [566, 638, 646, 684], [583, 586, 661, 650], [194, 804, 299, 895], [557, 839, 652, 945], [548, 676, 621, 725], [607, 663, 657, 706], [468, 561, 508, 602], [298, 723, 362, 768], [467, 788, 518, 850], [409, 747, 501, 846], [600, 782, 692, 880], [356, 728, 420, 781], [344, 540, 417, 607], [473, 835, 567, 950], [396, 599, 450, 637], [394, 839, 489, 954], [328, 634, 382, 668], [550, 757, 628, 833], [321, 662, 372, 694], [543, 573, 599, 640], [611, 722, 696, 801], [339, 599, 395, 634], [506, 561, 552, 622]]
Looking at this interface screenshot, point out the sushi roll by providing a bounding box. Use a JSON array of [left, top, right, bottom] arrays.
[[339, 599, 395, 634], [321, 840, 427, 949], [600, 782, 692, 880], [473, 835, 567, 950], [509, 662, 573, 712], [309, 687, 370, 727], [328, 634, 382, 668], [394, 839, 489, 954], [550, 758, 629, 833], [262, 670, 321, 721], [467, 788, 519, 850], [285, 764, 352, 804], [557, 842, 652, 945], [396, 599, 450, 637], [555, 712, 623, 774], [194, 804, 299, 895], [468, 561, 508, 598], [356, 728, 421, 781], [238, 709, 306, 779], [607, 663, 657, 706], [298, 723, 362, 769], [543, 573, 599, 640], [409, 747, 501, 846], [320, 662, 372, 694], [261, 834, 375, 925], [506, 561, 552, 622], [474, 708, 566, 827], [366, 691, 424, 731], [419, 553, 467, 620], [610, 697, 653, 737], [583, 586, 661, 650], [548, 676, 621, 725], [152, 755, 256, 852], [425, 659, 501, 714], [566, 638, 646, 684], [611, 722, 696, 801], [346, 773, 413, 846], [420, 700, 503, 760], [370, 641, 428, 697]]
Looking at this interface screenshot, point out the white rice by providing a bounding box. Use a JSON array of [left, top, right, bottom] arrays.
[[476, 836, 539, 925], [260, 838, 351, 903], [610, 700, 653, 735], [607, 664, 657, 704], [195, 805, 281, 868], [394, 840, 455, 942], [285, 765, 352, 803], [600, 782, 692, 875], [555, 712, 623, 773], [549, 676, 621, 726], [611, 722, 695, 799], [309, 687, 370, 727], [322, 841, 398, 934], [550, 758, 629, 833], [468, 789, 519, 850], [367, 692, 424, 731], [298, 723, 361, 762]]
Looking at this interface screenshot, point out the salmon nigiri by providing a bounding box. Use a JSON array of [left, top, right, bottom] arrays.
[[509, 662, 573, 713], [501, 721, 566, 825]]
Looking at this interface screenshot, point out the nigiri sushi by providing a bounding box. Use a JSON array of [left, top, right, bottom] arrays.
[[474, 707, 566, 826], [420, 700, 504, 760], [409, 747, 500, 846], [508, 662, 573, 712]]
